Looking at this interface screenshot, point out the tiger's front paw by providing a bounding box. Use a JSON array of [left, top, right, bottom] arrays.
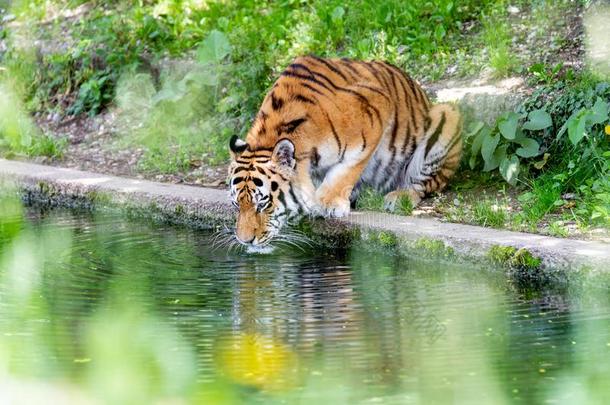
[[318, 194, 351, 218]]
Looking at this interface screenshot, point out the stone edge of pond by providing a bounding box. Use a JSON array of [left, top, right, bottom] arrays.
[[1, 158, 609, 278]]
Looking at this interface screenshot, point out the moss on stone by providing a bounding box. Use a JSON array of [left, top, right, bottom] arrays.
[[487, 245, 541, 270], [174, 204, 185, 216], [86, 190, 112, 206], [377, 231, 398, 248], [414, 237, 455, 257]]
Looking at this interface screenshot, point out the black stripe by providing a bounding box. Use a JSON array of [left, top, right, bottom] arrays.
[[256, 123, 266, 137], [424, 116, 432, 132], [436, 171, 449, 184], [322, 111, 342, 152], [339, 59, 361, 77], [293, 94, 316, 104], [395, 74, 417, 152], [389, 110, 399, 159], [445, 150, 462, 161], [425, 113, 446, 157], [401, 120, 414, 155], [370, 159, 383, 188], [311, 147, 320, 167], [289, 63, 315, 76], [340, 88, 381, 126], [278, 117, 307, 135], [247, 157, 271, 163], [360, 130, 367, 151], [308, 56, 348, 82], [232, 166, 250, 174], [278, 190, 287, 207], [358, 61, 384, 85], [446, 134, 462, 156], [271, 92, 284, 110], [339, 145, 347, 163], [281, 71, 334, 93], [354, 84, 391, 101], [305, 66, 383, 125], [251, 146, 274, 152], [301, 82, 326, 96], [247, 153, 273, 159], [308, 69, 341, 92], [288, 185, 304, 213], [378, 62, 400, 100], [386, 62, 430, 107]]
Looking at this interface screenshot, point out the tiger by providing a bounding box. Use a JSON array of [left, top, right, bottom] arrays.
[[228, 56, 462, 248]]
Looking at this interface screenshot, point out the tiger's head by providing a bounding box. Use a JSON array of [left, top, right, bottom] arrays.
[[228, 135, 298, 248]]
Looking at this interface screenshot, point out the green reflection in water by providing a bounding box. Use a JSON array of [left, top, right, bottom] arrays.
[[0, 198, 609, 404]]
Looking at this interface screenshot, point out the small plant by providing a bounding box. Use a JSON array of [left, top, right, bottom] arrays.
[[547, 221, 569, 237], [396, 195, 414, 216], [472, 200, 508, 228], [465, 109, 551, 185], [528, 62, 573, 85], [377, 231, 398, 248]]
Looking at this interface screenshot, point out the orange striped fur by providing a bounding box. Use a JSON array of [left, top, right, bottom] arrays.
[[228, 56, 462, 248]]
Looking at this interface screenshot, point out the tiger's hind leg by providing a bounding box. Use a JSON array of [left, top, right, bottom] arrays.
[[384, 103, 462, 211]]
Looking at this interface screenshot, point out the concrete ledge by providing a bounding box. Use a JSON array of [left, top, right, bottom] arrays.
[[1, 158, 609, 273]]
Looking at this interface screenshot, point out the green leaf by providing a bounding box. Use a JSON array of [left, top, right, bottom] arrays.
[[499, 155, 520, 185], [515, 137, 540, 158], [589, 97, 609, 125], [465, 121, 484, 139], [469, 154, 478, 170], [197, 30, 231, 64], [483, 144, 507, 172], [497, 112, 519, 140], [468, 124, 489, 169], [481, 132, 500, 163], [518, 192, 535, 203], [567, 115, 586, 145], [522, 109, 552, 131]]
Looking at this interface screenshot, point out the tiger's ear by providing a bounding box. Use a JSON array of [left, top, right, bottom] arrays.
[[229, 135, 248, 158], [272, 139, 296, 170]]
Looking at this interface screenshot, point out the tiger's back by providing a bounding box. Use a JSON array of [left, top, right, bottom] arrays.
[[229, 56, 462, 247]]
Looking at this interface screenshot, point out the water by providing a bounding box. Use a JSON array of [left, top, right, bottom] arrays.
[[0, 207, 609, 404]]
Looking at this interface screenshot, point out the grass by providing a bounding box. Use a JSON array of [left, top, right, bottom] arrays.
[[473, 200, 508, 228], [355, 187, 414, 216]]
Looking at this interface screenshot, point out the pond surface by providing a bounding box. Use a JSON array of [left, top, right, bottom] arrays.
[[0, 207, 609, 404]]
